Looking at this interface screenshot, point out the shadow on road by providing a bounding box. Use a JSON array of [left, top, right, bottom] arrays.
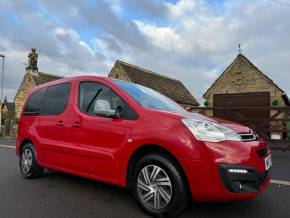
[[38, 170, 289, 218]]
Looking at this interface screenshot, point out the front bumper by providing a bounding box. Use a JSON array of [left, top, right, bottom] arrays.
[[180, 140, 271, 202], [219, 164, 270, 193], [181, 158, 271, 202]]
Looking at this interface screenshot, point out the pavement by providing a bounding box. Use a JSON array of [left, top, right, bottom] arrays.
[[0, 138, 290, 218]]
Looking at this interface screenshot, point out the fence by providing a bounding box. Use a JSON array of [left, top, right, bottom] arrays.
[[193, 106, 290, 151]]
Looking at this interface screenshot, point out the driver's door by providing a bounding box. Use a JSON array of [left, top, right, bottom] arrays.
[[66, 81, 135, 181]]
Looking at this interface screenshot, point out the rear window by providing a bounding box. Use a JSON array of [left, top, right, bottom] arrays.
[[23, 83, 71, 116], [23, 88, 46, 115]]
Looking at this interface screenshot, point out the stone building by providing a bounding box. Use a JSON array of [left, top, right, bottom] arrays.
[[203, 53, 289, 109], [14, 49, 63, 118], [203, 53, 290, 139], [109, 60, 199, 110], [1, 97, 15, 121], [0, 97, 15, 136]]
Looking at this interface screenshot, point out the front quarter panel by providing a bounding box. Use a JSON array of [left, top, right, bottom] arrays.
[[119, 111, 206, 187]]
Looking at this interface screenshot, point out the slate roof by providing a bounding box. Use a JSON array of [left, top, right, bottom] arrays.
[[113, 60, 199, 106], [31, 72, 63, 86]]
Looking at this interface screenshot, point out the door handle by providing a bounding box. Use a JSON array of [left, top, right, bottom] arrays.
[[72, 121, 81, 128], [56, 121, 65, 126]]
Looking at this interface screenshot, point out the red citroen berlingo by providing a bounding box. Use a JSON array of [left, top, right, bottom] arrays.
[[16, 76, 272, 217]]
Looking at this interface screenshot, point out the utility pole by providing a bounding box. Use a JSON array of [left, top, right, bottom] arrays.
[[0, 54, 5, 136]]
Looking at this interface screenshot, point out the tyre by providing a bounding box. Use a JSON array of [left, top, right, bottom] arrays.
[[131, 153, 188, 218], [19, 143, 44, 178]]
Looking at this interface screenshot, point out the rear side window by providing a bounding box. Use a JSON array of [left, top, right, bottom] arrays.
[[23, 88, 46, 115], [40, 83, 71, 115], [23, 83, 71, 116]]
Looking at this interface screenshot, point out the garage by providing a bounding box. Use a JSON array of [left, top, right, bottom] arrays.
[[213, 92, 270, 129], [202, 54, 290, 140]]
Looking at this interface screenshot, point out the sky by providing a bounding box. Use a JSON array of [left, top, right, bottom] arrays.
[[0, 0, 290, 104]]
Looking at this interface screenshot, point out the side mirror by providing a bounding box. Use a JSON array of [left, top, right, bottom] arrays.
[[114, 106, 123, 119], [94, 99, 121, 119]]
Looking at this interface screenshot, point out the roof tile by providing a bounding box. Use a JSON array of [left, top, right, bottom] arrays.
[[116, 61, 199, 106]]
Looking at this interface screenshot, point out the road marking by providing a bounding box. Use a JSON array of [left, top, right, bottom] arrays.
[[0, 144, 16, 149], [271, 179, 290, 186]]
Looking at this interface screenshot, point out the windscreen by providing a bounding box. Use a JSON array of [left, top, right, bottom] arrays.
[[113, 80, 185, 113]]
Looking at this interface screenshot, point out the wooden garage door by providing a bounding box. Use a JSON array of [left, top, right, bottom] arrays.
[[213, 92, 270, 129]]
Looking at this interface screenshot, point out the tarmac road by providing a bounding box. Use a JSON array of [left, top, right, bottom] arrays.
[[0, 139, 290, 218]]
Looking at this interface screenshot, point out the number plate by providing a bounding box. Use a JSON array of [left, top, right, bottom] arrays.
[[265, 155, 272, 171]]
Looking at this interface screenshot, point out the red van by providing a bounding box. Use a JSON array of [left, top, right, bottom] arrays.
[[16, 76, 272, 217]]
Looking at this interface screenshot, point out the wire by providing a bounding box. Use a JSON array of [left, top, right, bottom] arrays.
[[268, 0, 290, 6]]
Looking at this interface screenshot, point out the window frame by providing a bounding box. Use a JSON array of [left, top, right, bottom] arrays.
[[23, 87, 46, 116], [77, 81, 138, 120], [40, 82, 71, 116], [23, 82, 72, 117]]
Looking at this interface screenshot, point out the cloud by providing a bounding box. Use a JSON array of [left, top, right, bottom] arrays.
[[0, 0, 289, 104], [130, 0, 290, 102], [0, 0, 111, 101], [80, 1, 151, 50], [166, 0, 198, 17], [124, 0, 169, 20]]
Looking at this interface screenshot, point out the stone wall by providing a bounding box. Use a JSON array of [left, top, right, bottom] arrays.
[[1, 119, 18, 137], [14, 73, 35, 118], [109, 64, 131, 82], [10, 120, 18, 137]]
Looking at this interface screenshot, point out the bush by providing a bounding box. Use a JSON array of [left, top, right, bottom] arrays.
[[14, 118, 20, 124], [272, 99, 279, 106]]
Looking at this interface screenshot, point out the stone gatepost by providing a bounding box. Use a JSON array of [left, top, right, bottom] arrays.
[[10, 120, 18, 137], [3, 119, 11, 137]]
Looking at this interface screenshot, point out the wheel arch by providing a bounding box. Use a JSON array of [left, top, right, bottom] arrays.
[[17, 138, 33, 155], [126, 144, 190, 192]]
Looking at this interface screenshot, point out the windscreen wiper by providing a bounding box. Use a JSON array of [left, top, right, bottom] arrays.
[[86, 89, 103, 112]]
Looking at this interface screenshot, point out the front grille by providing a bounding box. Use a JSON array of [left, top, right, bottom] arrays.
[[256, 149, 269, 158], [240, 133, 257, 142]]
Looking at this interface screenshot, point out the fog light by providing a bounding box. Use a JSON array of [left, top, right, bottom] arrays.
[[228, 169, 248, 174], [233, 181, 243, 190]]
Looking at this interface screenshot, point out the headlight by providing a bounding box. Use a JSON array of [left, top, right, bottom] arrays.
[[181, 119, 242, 142]]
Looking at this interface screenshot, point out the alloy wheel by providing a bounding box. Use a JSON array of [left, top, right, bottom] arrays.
[[20, 149, 33, 174], [137, 165, 172, 210]]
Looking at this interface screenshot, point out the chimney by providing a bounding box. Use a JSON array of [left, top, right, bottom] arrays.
[[26, 48, 38, 75]]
